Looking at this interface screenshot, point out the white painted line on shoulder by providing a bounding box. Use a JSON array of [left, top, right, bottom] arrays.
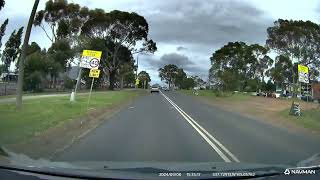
[[160, 91, 240, 163]]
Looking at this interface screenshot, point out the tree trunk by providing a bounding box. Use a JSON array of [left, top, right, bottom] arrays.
[[50, 74, 53, 88], [54, 76, 57, 89], [4, 71, 9, 95], [292, 68, 296, 97], [120, 75, 124, 89], [109, 70, 116, 90], [16, 0, 39, 109]]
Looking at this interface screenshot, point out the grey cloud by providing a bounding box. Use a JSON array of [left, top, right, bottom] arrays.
[[145, 53, 193, 70], [160, 53, 194, 66], [145, 0, 272, 47], [134, 0, 273, 81], [177, 46, 187, 51], [0, 15, 50, 49], [143, 53, 208, 78]]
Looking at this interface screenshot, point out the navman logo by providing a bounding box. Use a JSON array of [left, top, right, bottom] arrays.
[[284, 168, 316, 175], [284, 169, 290, 175]]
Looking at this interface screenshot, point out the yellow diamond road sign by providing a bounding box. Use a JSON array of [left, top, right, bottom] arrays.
[[80, 50, 102, 69], [135, 79, 140, 85], [89, 69, 100, 78]]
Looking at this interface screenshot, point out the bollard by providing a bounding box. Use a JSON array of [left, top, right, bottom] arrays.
[[70, 91, 75, 102]]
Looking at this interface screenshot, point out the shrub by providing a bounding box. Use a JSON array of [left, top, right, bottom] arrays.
[[64, 77, 76, 90]]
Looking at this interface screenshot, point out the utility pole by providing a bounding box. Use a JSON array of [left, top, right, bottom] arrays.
[[16, 0, 40, 109], [135, 54, 139, 89]]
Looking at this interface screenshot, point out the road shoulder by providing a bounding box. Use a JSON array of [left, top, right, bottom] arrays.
[[4, 91, 146, 159], [178, 91, 320, 137]]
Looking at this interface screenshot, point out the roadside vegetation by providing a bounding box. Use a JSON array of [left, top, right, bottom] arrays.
[[280, 108, 320, 132], [0, 0, 155, 107], [0, 90, 144, 145], [179, 89, 251, 101], [175, 19, 320, 133], [208, 20, 320, 96]]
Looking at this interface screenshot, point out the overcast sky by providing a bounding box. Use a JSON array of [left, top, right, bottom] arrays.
[[1, 0, 320, 84]]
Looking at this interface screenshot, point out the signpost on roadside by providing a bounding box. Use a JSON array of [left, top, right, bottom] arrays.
[[135, 79, 140, 87], [298, 64, 309, 102], [73, 50, 102, 102], [289, 64, 309, 116], [87, 69, 101, 109]]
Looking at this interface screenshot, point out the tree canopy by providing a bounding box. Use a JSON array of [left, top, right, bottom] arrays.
[[266, 19, 320, 80], [209, 42, 273, 91], [158, 64, 197, 90], [269, 55, 293, 86], [33, 1, 157, 90], [1, 27, 24, 72], [80, 9, 156, 89], [0, 19, 8, 49], [34, 0, 90, 42], [0, 0, 4, 11], [158, 64, 180, 89], [138, 71, 151, 88]]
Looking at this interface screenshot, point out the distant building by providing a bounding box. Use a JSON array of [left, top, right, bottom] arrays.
[[0, 72, 18, 82], [312, 83, 320, 101]]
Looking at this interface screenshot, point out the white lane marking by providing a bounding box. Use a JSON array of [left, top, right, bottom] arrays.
[[162, 93, 240, 163], [160, 92, 231, 162], [160, 91, 240, 163]]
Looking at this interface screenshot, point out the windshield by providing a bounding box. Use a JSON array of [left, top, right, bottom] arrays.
[[0, 0, 320, 179]]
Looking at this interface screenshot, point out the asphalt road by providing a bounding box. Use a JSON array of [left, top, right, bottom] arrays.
[[55, 91, 320, 165]]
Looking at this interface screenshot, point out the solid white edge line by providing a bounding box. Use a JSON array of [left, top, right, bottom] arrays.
[[161, 91, 240, 163], [160, 91, 232, 162]]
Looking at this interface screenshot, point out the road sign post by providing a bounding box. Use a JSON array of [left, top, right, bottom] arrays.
[[307, 83, 309, 102], [298, 64, 309, 84], [87, 69, 100, 109], [135, 79, 140, 88], [74, 67, 82, 95], [298, 64, 310, 102], [74, 50, 102, 102]]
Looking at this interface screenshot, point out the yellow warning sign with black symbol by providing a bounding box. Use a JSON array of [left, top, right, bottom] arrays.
[[298, 64, 309, 83], [135, 79, 140, 85], [89, 69, 100, 78], [80, 50, 102, 69]]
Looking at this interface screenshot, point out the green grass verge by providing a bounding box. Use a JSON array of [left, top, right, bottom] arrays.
[[279, 108, 320, 132], [0, 92, 67, 99], [0, 95, 15, 99], [0, 90, 143, 145], [179, 89, 251, 101]]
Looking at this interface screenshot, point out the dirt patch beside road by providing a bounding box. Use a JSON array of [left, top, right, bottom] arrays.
[[195, 94, 320, 135]]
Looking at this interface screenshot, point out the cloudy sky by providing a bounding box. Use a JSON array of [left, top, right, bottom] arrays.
[[1, 0, 320, 84]]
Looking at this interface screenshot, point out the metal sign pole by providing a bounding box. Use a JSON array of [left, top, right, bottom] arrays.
[[74, 67, 82, 95], [135, 54, 139, 89], [307, 83, 309, 102], [87, 77, 95, 110]]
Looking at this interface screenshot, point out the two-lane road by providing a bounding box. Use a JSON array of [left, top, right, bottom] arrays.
[[55, 91, 320, 165]]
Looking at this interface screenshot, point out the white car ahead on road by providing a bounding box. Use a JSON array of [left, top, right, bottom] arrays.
[[150, 85, 160, 93]]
